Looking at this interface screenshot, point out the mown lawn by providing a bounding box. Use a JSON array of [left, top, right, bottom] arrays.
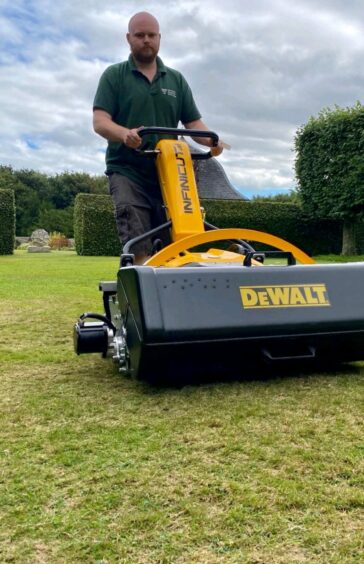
[[0, 251, 363, 563]]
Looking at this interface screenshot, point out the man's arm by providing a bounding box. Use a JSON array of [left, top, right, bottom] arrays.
[[93, 109, 142, 148], [183, 118, 224, 156]]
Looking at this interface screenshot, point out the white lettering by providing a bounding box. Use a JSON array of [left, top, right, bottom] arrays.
[[161, 88, 176, 98]]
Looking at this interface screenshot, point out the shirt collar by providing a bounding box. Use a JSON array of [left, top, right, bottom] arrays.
[[128, 54, 167, 75], [156, 56, 167, 74]]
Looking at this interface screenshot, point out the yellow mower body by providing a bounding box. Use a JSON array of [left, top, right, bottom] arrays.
[[156, 139, 204, 241], [147, 138, 314, 268]]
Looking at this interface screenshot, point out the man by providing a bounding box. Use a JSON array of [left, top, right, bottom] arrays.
[[93, 11, 223, 263]]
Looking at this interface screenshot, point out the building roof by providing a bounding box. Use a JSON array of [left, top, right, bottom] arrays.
[[187, 142, 247, 200]]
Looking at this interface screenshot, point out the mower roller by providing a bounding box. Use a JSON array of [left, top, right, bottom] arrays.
[[74, 127, 364, 382]]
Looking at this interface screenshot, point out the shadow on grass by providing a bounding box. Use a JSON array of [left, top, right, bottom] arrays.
[[119, 359, 364, 392]]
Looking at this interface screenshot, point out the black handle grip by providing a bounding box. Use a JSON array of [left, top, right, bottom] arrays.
[[137, 126, 219, 146]]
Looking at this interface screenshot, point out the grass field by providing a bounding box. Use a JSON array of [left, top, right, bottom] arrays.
[[0, 250, 363, 563]]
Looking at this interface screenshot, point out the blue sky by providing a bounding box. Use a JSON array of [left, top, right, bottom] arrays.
[[1, 0, 363, 197]]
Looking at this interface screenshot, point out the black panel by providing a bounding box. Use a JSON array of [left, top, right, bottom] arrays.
[[116, 263, 364, 381]]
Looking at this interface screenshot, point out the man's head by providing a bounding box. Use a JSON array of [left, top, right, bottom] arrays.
[[127, 12, 160, 65]]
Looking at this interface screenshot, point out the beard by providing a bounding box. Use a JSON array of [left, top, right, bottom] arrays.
[[132, 45, 158, 65]]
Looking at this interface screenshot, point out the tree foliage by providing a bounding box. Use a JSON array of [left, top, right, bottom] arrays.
[[295, 102, 364, 254], [251, 190, 300, 204], [0, 166, 108, 236]]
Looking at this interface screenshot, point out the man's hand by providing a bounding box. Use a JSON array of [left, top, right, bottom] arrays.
[[183, 119, 229, 157], [210, 141, 224, 157], [122, 127, 143, 148]]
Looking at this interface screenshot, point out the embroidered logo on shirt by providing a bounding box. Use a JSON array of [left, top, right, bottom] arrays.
[[161, 88, 176, 98]]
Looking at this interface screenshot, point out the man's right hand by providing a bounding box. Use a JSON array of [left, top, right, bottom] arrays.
[[122, 127, 143, 148]]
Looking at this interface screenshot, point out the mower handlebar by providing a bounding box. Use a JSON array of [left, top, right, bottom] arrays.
[[137, 126, 219, 160]]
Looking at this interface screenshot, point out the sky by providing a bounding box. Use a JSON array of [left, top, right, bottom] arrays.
[[1, 0, 363, 198]]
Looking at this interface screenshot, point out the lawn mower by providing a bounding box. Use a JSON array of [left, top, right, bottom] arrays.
[[74, 127, 364, 383]]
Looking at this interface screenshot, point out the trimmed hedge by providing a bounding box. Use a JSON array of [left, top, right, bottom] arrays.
[[0, 189, 15, 255], [202, 200, 342, 256], [295, 103, 364, 223], [74, 194, 121, 256], [295, 103, 364, 254], [74, 193, 345, 256], [354, 221, 364, 254]]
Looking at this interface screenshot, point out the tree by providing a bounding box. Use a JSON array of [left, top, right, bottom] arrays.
[[295, 103, 364, 255], [37, 207, 75, 237], [0, 167, 109, 236], [47, 172, 107, 209], [251, 190, 300, 204]]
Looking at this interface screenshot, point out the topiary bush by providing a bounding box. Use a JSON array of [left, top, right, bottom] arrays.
[[295, 103, 364, 254], [354, 221, 364, 254], [74, 194, 121, 256], [0, 189, 15, 255]]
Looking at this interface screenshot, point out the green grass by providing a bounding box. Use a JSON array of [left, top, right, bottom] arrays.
[[0, 250, 363, 563], [315, 254, 364, 263]]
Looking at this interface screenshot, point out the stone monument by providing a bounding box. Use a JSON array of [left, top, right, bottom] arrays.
[[27, 229, 51, 253]]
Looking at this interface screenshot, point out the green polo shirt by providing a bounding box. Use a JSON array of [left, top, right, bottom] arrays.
[[93, 55, 201, 192]]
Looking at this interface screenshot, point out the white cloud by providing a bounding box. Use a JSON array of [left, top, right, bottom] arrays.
[[0, 0, 364, 195]]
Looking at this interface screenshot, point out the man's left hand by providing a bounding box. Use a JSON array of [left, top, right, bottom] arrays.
[[210, 141, 224, 157]]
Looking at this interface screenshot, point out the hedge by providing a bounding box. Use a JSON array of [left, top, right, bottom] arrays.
[[0, 189, 15, 255], [74, 193, 346, 256], [203, 200, 343, 255], [354, 221, 364, 254], [295, 103, 364, 254], [74, 194, 121, 256], [295, 103, 364, 222]]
